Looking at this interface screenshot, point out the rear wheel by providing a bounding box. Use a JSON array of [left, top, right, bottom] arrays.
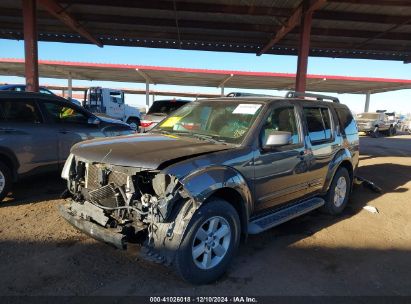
[[0, 161, 12, 201], [322, 167, 351, 215], [175, 199, 240, 284]]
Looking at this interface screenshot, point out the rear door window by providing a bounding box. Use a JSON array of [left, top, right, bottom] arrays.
[[0, 100, 42, 123], [304, 107, 333, 143]]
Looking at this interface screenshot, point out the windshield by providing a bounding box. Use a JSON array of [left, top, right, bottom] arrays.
[[152, 100, 263, 144], [148, 100, 189, 115], [357, 113, 379, 119]]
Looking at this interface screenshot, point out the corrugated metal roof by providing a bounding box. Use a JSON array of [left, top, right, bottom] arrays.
[[1, 58, 410, 94], [0, 0, 411, 61]]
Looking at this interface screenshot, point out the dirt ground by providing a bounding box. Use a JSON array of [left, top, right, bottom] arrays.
[[0, 135, 410, 296]]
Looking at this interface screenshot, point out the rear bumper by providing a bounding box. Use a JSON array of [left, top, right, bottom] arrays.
[[58, 203, 127, 250]]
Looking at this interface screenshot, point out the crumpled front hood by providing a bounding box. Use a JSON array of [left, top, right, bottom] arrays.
[[71, 133, 232, 169]]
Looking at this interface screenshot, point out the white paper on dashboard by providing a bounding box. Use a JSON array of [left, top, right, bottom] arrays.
[[232, 104, 262, 115]]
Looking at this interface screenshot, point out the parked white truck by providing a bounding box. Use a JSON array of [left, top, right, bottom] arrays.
[[82, 87, 141, 129]]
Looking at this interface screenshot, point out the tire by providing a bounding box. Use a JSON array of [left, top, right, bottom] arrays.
[[0, 161, 12, 201], [127, 118, 140, 131], [388, 126, 394, 137], [175, 199, 241, 284], [370, 127, 379, 138], [321, 167, 351, 215]]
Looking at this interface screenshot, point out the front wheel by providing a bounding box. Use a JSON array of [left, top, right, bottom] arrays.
[[175, 199, 241, 284], [321, 167, 351, 215], [0, 161, 12, 201]]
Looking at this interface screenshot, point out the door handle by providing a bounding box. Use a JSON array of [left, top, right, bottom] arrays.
[[59, 129, 70, 134]]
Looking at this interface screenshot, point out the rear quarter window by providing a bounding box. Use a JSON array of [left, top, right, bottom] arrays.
[[303, 107, 333, 144], [335, 107, 358, 135]]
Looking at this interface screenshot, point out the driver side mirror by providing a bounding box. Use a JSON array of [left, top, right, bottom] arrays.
[[88, 117, 101, 125], [263, 131, 292, 149]]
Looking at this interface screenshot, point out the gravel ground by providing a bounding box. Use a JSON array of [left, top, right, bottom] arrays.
[[0, 135, 410, 296]]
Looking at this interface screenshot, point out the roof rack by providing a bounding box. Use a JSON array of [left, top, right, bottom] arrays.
[[285, 91, 340, 103]]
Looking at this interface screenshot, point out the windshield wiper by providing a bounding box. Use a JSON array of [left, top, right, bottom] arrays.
[[155, 130, 228, 144], [190, 133, 227, 144]]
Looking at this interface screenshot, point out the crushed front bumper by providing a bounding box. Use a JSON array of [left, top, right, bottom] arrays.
[[58, 203, 127, 250]]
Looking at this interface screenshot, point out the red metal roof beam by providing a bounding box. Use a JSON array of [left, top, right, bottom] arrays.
[[257, 0, 327, 56], [23, 0, 39, 92], [37, 0, 103, 47]]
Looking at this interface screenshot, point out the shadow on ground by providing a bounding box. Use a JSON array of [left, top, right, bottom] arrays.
[[1, 173, 65, 208], [0, 239, 409, 296]]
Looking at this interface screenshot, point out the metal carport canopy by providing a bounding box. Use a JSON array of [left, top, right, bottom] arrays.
[[1, 58, 411, 94], [1, 0, 411, 62]]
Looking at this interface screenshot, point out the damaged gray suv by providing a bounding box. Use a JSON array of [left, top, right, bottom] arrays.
[[59, 92, 359, 284]]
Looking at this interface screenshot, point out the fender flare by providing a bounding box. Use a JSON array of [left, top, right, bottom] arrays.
[[322, 148, 353, 193], [0, 146, 19, 181], [126, 116, 140, 122], [142, 165, 253, 265], [180, 165, 253, 226]]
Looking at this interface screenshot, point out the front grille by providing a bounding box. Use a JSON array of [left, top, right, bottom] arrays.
[[86, 164, 128, 191]]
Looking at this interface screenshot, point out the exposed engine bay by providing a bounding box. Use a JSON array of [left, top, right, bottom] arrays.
[[60, 154, 197, 262]]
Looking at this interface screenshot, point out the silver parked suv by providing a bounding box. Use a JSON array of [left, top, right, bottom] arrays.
[[0, 92, 134, 201]]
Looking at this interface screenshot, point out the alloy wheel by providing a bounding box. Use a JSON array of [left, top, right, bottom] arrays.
[[191, 216, 231, 270], [333, 176, 347, 207], [0, 170, 5, 194]]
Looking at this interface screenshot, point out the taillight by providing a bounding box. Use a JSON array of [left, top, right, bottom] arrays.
[[140, 120, 154, 128]]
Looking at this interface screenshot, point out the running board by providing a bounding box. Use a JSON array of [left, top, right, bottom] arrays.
[[248, 197, 325, 234]]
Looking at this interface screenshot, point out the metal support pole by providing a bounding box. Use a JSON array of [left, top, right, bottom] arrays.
[[152, 94, 155, 105], [295, 0, 313, 93], [62, 89, 65, 97], [145, 81, 150, 112], [22, 0, 39, 92], [68, 73, 72, 99], [364, 91, 371, 112], [221, 86, 224, 97]]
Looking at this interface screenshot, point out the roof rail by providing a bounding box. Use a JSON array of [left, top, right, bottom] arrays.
[[226, 92, 274, 97], [285, 91, 340, 103]]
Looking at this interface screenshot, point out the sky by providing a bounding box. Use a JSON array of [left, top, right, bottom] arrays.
[[0, 38, 410, 115]]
